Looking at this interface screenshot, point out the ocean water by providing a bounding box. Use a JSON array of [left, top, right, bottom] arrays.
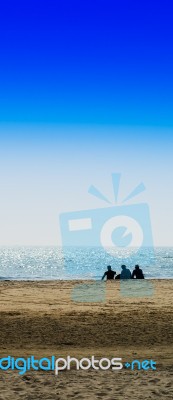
[[0, 246, 173, 280]]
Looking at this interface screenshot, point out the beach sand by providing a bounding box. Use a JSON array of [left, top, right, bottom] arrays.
[[0, 279, 172, 399]]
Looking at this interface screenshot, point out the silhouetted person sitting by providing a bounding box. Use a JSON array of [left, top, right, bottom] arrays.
[[132, 265, 144, 279], [102, 265, 116, 280], [120, 265, 131, 279]]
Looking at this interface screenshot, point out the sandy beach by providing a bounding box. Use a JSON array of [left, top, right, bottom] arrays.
[[0, 279, 173, 399]]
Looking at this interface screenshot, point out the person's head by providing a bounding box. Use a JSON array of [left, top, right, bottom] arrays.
[[107, 265, 112, 271], [121, 265, 126, 270], [135, 265, 140, 270]]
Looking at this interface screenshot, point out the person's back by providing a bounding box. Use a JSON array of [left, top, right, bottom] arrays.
[[132, 265, 144, 279], [102, 265, 116, 280], [120, 265, 131, 279]]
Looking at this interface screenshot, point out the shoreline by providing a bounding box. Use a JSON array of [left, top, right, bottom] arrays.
[[0, 277, 173, 281]]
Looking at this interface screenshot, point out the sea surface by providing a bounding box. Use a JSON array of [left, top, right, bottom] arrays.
[[0, 246, 173, 280]]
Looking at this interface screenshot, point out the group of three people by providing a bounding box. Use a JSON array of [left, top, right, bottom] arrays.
[[102, 264, 144, 280]]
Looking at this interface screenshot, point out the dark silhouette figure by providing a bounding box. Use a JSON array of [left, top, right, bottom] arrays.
[[132, 265, 144, 279], [120, 265, 131, 279], [102, 265, 116, 280]]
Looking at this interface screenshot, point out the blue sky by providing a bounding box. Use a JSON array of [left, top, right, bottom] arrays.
[[0, 1, 173, 245], [0, 0, 173, 125]]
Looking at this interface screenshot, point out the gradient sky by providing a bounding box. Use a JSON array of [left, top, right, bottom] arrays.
[[0, 1, 173, 246]]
